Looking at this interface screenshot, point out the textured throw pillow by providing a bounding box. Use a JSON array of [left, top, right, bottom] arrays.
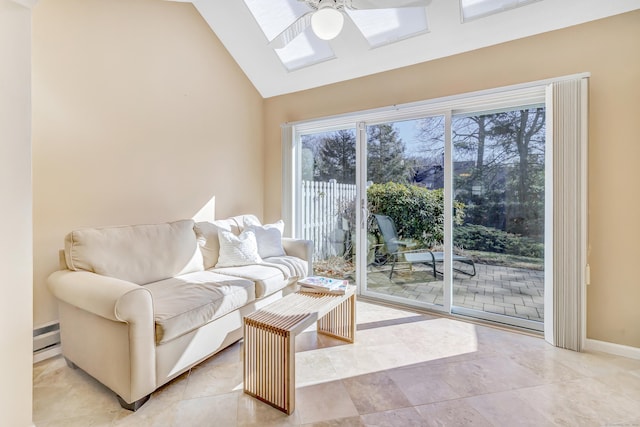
[[216, 229, 262, 267], [244, 219, 286, 258]]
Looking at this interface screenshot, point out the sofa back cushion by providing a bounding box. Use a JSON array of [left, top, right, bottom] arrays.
[[64, 219, 203, 284], [195, 219, 237, 270]]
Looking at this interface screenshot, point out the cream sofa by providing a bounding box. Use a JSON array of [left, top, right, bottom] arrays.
[[47, 215, 312, 411]]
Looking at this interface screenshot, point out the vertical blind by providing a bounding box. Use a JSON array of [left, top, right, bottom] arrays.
[[549, 77, 589, 351]]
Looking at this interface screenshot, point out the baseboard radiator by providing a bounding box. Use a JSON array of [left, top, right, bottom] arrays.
[[33, 321, 61, 363]]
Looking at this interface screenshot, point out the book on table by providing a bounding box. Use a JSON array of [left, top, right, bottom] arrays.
[[298, 276, 349, 295]]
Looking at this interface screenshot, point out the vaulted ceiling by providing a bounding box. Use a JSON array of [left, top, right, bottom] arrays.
[[173, 0, 640, 98]]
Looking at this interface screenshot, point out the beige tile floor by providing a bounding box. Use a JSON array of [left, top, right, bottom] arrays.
[[33, 300, 640, 426]]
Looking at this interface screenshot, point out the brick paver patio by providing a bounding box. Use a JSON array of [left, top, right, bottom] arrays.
[[364, 262, 544, 323]]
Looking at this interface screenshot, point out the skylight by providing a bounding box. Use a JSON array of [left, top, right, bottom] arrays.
[[460, 0, 540, 22], [275, 31, 335, 71], [243, 0, 308, 41], [243, 0, 429, 70], [346, 7, 428, 48]]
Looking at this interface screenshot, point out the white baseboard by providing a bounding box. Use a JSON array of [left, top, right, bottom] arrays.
[[584, 338, 640, 360], [33, 321, 61, 364], [33, 344, 62, 364]]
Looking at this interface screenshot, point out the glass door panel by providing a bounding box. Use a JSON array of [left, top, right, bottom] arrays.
[[364, 117, 446, 309], [299, 128, 357, 283], [451, 107, 545, 329]]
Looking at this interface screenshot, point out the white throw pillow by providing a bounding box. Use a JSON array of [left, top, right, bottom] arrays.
[[244, 219, 286, 258], [216, 229, 263, 267]]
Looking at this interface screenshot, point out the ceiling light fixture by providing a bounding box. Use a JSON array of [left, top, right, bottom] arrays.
[[311, 1, 344, 40]]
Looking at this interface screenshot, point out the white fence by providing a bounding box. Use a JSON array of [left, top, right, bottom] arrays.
[[301, 180, 357, 260]]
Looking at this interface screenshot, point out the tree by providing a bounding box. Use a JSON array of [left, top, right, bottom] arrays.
[[415, 116, 445, 156], [490, 108, 545, 236], [366, 124, 411, 184], [416, 108, 546, 239], [451, 114, 506, 229], [315, 129, 357, 184]]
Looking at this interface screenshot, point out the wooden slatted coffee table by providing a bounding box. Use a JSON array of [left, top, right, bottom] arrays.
[[243, 285, 356, 414]]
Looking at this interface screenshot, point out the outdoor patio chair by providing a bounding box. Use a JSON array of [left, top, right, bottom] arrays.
[[373, 214, 476, 279]]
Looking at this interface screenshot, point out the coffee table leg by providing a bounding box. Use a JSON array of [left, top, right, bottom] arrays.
[[244, 320, 296, 414], [317, 294, 356, 343]]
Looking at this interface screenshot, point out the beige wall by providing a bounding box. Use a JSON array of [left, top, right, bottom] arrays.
[[264, 11, 640, 348], [32, 0, 265, 325], [1, 1, 34, 425], [31, 1, 640, 349]]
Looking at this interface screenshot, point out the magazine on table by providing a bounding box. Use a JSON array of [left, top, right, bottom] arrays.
[[298, 276, 349, 295]]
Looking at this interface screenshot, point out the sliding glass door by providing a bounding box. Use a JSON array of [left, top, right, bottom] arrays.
[[451, 107, 545, 329], [297, 127, 358, 283], [289, 84, 551, 332], [360, 107, 546, 332], [364, 116, 447, 310]]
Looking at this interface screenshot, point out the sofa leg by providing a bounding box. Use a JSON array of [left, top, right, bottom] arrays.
[[64, 357, 78, 369], [117, 394, 151, 412]]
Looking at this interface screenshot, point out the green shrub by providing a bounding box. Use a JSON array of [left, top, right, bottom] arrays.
[[367, 182, 464, 246], [453, 224, 544, 258]]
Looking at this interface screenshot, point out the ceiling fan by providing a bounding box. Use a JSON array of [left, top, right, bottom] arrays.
[[269, 0, 432, 49]]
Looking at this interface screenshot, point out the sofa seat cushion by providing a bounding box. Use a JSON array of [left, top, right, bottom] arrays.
[[210, 265, 285, 299], [212, 255, 307, 298], [145, 271, 255, 344], [211, 264, 286, 299]]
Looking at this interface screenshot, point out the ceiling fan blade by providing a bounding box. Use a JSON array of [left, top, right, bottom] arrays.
[[346, 0, 431, 9], [269, 12, 313, 49]]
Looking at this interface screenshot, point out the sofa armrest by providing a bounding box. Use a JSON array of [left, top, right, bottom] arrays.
[[47, 270, 156, 404], [48, 270, 152, 323], [282, 238, 314, 276]]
